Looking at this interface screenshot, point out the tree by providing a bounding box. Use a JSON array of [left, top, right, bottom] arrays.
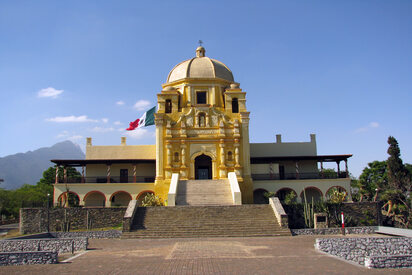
[[358, 161, 387, 202], [37, 166, 81, 207], [382, 137, 411, 225], [38, 166, 81, 186]]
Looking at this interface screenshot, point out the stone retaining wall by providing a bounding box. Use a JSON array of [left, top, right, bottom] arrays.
[[0, 251, 57, 266], [0, 238, 88, 254], [292, 226, 377, 235], [365, 255, 412, 269], [20, 207, 126, 234], [51, 230, 121, 239], [316, 237, 412, 268]]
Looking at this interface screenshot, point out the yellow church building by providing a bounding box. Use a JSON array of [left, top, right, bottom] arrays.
[[52, 46, 352, 207]]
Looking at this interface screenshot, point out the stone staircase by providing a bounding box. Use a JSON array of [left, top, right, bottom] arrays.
[[176, 179, 233, 206], [121, 205, 291, 239]]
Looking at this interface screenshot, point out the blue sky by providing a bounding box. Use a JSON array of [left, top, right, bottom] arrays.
[[0, 0, 411, 177]]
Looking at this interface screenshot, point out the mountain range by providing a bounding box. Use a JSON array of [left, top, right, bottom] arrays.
[[0, 141, 85, 190]]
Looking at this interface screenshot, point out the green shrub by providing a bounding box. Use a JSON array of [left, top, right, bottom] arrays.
[[141, 193, 164, 206]]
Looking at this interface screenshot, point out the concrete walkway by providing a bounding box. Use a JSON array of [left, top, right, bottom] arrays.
[[0, 223, 18, 236], [1, 235, 411, 274]]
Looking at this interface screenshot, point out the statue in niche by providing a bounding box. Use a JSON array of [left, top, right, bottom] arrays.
[[199, 113, 206, 127], [211, 115, 218, 126], [186, 116, 193, 127]]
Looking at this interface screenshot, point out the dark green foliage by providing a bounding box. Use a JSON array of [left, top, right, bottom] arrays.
[[386, 136, 410, 198], [358, 161, 387, 201], [0, 166, 81, 219], [283, 202, 379, 229]]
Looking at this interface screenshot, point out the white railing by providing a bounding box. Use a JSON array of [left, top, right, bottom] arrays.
[[167, 173, 180, 206], [269, 197, 288, 228], [228, 172, 242, 205]]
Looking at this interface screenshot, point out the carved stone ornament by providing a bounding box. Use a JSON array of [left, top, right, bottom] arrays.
[[211, 115, 218, 126]]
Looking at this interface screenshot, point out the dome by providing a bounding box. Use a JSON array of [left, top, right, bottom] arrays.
[[167, 47, 234, 83]]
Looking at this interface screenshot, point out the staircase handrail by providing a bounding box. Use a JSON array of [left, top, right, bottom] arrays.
[[228, 172, 242, 205], [123, 200, 138, 232], [269, 197, 289, 228], [168, 173, 180, 206]]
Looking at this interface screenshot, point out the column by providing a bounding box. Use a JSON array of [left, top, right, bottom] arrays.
[[240, 112, 251, 177], [234, 144, 240, 166], [63, 166, 67, 184], [133, 164, 137, 183], [166, 143, 172, 168], [155, 115, 164, 180], [219, 141, 226, 178], [295, 161, 299, 179], [81, 165, 85, 183], [320, 161, 324, 179], [344, 159, 349, 178], [55, 165, 59, 184], [181, 143, 186, 167], [336, 161, 341, 178], [107, 164, 111, 183]]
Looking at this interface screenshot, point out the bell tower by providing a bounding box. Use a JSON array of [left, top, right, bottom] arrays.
[[154, 47, 253, 203]]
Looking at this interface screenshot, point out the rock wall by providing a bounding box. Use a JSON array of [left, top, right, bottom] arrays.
[[20, 207, 126, 234], [316, 237, 412, 268], [0, 238, 88, 254], [0, 251, 57, 266], [51, 230, 121, 239], [365, 255, 412, 269], [291, 226, 377, 235]]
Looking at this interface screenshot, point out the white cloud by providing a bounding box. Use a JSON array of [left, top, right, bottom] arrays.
[[369, 122, 379, 128], [37, 87, 63, 98], [355, 122, 380, 133], [90, 126, 115, 133], [133, 100, 151, 111], [68, 135, 83, 141], [116, 100, 125, 106], [125, 128, 151, 139], [102, 118, 109, 123], [114, 121, 122, 125], [46, 115, 98, 123]]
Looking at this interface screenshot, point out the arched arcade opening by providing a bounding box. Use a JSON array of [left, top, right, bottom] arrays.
[[110, 191, 132, 207], [300, 187, 323, 203], [84, 191, 106, 207]]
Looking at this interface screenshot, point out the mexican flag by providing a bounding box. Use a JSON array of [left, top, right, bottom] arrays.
[[126, 106, 156, 131]]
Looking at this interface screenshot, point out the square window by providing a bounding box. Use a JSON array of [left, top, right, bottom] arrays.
[[196, 91, 207, 104]]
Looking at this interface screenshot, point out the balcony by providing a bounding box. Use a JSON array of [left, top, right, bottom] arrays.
[[251, 172, 348, 181], [56, 176, 155, 184]]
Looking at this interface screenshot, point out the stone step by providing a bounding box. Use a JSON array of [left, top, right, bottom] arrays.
[[176, 179, 233, 206], [123, 204, 291, 239], [121, 232, 291, 239]]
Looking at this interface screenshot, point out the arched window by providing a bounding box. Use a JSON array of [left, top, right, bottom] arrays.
[[227, 151, 233, 161], [165, 99, 172, 113], [198, 113, 206, 127], [174, 152, 179, 162], [232, 98, 239, 113]]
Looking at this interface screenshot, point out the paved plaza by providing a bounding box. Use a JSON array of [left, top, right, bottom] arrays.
[[1, 235, 411, 275]]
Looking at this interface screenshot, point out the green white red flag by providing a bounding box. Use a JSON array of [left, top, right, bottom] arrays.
[[126, 106, 156, 131]]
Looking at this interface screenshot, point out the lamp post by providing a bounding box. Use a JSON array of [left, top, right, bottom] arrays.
[[47, 193, 50, 233]]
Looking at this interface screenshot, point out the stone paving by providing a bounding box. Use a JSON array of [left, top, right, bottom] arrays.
[[0, 235, 411, 274]]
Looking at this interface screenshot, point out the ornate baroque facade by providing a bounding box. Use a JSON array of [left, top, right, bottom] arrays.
[[52, 47, 352, 207]]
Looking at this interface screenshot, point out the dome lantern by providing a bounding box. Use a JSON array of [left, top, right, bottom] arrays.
[[196, 46, 205, 57]]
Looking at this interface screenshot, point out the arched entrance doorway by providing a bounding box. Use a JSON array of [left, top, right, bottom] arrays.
[[195, 154, 212, 179]]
